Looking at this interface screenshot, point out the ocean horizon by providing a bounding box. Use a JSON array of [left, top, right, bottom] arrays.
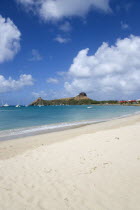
[[0, 105, 140, 140]]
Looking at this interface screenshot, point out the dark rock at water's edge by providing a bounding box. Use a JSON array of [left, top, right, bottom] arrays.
[[29, 93, 99, 106]]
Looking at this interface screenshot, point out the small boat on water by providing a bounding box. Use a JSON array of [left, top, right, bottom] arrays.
[[15, 104, 20, 108], [3, 103, 9, 107], [87, 106, 93, 109]]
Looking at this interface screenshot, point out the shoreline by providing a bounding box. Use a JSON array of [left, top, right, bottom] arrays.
[[0, 109, 140, 142], [0, 113, 140, 209], [1, 113, 140, 160]]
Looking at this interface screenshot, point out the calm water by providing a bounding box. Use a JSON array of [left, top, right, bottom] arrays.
[[0, 105, 140, 139]]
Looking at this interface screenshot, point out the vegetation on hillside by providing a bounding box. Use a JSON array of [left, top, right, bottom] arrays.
[[30, 92, 137, 106], [44, 98, 99, 105]]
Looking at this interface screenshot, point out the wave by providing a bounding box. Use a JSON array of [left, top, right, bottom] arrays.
[[0, 110, 140, 141], [0, 119, 99, 140]]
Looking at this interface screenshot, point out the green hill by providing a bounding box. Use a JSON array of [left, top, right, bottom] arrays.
[[29, 92, 98, 106]]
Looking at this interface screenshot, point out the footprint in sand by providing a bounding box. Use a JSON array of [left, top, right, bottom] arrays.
[[64, 198, 70, 207], [88, 167, 97, 174], [103, 162, 112, 168]]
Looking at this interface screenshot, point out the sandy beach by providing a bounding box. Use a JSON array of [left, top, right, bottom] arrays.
[[0, 114, 140, 210]]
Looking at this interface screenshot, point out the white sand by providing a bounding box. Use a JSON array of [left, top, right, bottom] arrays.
[[0, 115, 140, 210]]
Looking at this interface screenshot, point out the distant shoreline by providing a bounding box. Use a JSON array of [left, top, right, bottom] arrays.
[[1, 103, 140, 107]]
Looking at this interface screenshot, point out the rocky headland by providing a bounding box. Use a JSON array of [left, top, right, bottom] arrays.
[[29, 92, 98, 106]]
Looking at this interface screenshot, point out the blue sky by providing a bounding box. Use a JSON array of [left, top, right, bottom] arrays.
[[0, 0, 140, 104]]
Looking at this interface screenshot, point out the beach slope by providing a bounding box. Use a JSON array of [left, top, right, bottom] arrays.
[[0, 115, 140, 210]]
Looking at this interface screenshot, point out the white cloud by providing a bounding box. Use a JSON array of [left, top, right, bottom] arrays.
[[16, 0, 34, 7], [0, 15, 21, 63], [59, 21, 72, 32], [16, 0, 111, 21], [29, 49, 43, 61], [0, 74, 34, 93], [32, 91, 47, 98], [64, 35, 140, 99], [121, 21, 129, 30], [17, 0, 34, 4], [54, 35, 70, 43], [46, 78, 59, 84]]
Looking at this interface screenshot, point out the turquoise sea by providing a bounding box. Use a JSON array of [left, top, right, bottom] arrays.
[[0, 105, 140, 140]]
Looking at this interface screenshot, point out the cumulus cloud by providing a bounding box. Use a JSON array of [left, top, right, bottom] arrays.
[[65, 35, 140, 99], [16, 0, 35, 8], [16, 0, 111, 21], [54, 35, 70, 43], [29, 49, 43, 61], [32, 90, 47, 98], [0, 74, 34, 93], [46, 78, 59, 84], [0, 15, 21, 63]]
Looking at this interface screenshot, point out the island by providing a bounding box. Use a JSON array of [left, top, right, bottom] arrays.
[[29, 92, 118, 106]]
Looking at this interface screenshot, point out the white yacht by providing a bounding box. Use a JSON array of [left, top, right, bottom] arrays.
[[15, 104, 20, 108], [3, 103, 9, 107]]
